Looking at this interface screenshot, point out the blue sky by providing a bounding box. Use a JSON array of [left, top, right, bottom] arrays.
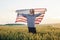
[[0, 0, 60, 24]]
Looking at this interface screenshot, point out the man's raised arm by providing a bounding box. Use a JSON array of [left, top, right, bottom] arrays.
[[20, 14, 27, 17], [35, 13, 41, 17], [35, 11, 45, 17], [35, 8, 47, 17]]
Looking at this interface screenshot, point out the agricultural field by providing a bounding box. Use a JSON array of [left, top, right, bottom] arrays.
[[0, 24, 60, 40]]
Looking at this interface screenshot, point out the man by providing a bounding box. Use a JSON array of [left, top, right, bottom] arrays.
[[21, 9, 45, 34]]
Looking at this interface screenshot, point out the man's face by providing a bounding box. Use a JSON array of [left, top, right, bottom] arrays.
[[30, 9, 34, 14]]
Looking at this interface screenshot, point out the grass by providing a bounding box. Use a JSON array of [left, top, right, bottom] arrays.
[[0, 24, 60, 40]]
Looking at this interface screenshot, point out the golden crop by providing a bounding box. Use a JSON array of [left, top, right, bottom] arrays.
[[0, 24, 60, 40]]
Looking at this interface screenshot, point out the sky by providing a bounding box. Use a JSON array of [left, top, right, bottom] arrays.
[[0, 0, 60, 24]]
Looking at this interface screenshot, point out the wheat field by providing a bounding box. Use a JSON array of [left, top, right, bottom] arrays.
[[0, 24, 60, 40]]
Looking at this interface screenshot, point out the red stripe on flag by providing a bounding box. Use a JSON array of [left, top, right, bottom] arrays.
[[16, 18, 27, 21], [16, 20, 27, 23], [34, 8, 47, 12]]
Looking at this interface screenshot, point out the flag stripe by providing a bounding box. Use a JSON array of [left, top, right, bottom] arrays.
[[16, 20, 27, 22]]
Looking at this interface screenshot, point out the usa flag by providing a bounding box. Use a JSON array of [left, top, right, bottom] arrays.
[[15, 8, 46, 24]]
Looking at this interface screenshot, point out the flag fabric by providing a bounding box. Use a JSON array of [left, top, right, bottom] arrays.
[[15, 8, 46, 24]]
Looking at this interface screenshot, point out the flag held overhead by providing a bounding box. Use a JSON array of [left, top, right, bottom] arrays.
[[15, 8, 47, 24]]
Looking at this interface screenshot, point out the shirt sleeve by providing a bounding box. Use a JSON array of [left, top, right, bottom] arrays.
[[20, 14, 27, 17], [35, 13, 41, 17]]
